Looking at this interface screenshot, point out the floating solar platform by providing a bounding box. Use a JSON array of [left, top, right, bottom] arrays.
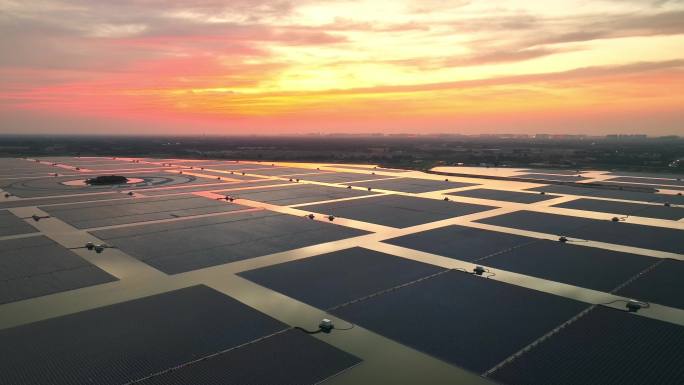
[[616, 259, 684, 309], [216, 183, 377, 206], [239, 247, 445, 309], [0, 236, 117, 304], [553, 198, 684, 220], [516, 173, 590, 182], [332, 270, 587, 373], [448, 188, 559, 204], [137, 329, 361, 385], [490, 306, 684, 385], [0, 211, 38, 236], [92, 210, 368, 274], [527, 184, 684, 205], [348, 177, 477, 193], [299, 195, 496, 228], [483, 241, 657, 292], [41, 195, 244, 229], [0, 285, 360, 384], [384, 225, 536, 262], [296, 172, 392, 184], [4, 158, 683, 385], [477, 210, 684, 254]]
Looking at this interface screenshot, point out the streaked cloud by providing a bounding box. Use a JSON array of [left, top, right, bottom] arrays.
[[0, 0, 683, 134]]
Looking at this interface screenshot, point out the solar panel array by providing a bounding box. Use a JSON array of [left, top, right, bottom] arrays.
[[0, 157, 682, 385]]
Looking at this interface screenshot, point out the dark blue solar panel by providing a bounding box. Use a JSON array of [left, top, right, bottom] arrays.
[[483, 241, 657, 292], [554, 198, 684, 220], [351, 178, 477, 193], [607, 176, 684, 186], [297, 172, 390, 183], [516, 173, 589, 182], [526, 185, 684, 205], [477, 211, 684, 254], [449, 188, 559, 203], [137, 329, 361, 385], [332, 270, 587, 373], [0, 193, 131, 209], [299, 195, 496, 228], [0, 211, 38, 236], [217, 184, 376, 206], [490, 307, 684, 385], [42, 195, 244, 229], [0, 285, 288, 385], [92, 211, 367, 274], [243, 167, 321, 176], [600, 181, 684, 191], [384, 225, 536, 261], [616, 259, 684, 309], [521, 169, 585, 175], [239, 247, 444, 309], [0, 236, 117, 304]]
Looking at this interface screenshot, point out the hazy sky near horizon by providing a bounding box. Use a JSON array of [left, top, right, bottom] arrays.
[[1, 0, 683, 135]]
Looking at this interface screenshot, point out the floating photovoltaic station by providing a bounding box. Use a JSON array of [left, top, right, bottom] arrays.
[[0, 157, 682, 384]]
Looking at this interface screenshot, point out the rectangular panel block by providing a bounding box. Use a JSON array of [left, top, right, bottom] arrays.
[[600, 181, 684, 192], [296, 172, 392, 183], [607, 176, 684, 187], [204, 163, 278, 171], [0, 285, 290, 385], [0, 193, 125, 210], [142, 180, 288, 196], [449, 188, 559, 204], [332, 270, 587, 373], [0, 236, 117, 304], [217, 184, 376, 206], [0, 211, 38, 236], [239, 247, 444, 309], [554, 198, 684, 220], [477, 211, 684, 254], [350, 178, 477, 193], [516, 173, 590, 182], [384, 225, 536, 262], [299, 195, 496, 228], [42, 195, 244, 229], [137, 329, 361, 385], [483, 240, 657, 292], [522, 169, 586, 175], [245, 167, 321, 176], [527, 185, 684, 205], [616, 259, 684, 309], [490, 306, 684, 385], [92, 211, 368, 274]]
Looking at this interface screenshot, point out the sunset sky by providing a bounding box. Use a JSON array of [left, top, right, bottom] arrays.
[[1, 0, 683, 135]]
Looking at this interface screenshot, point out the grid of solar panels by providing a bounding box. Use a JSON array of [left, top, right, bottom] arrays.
[[0, 156, 682, 385]]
